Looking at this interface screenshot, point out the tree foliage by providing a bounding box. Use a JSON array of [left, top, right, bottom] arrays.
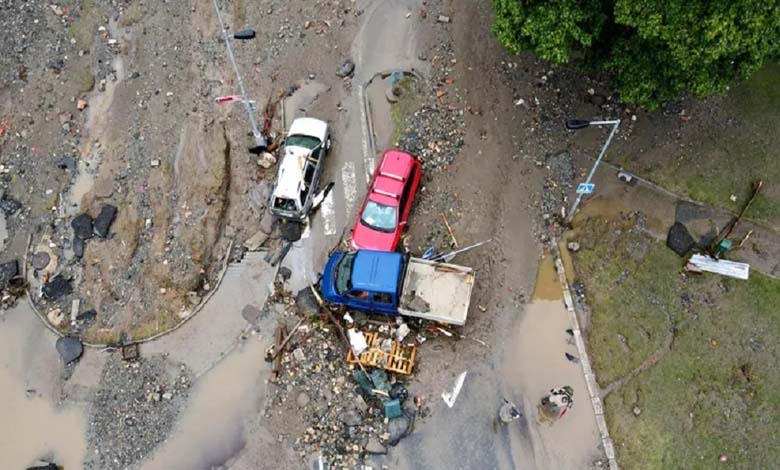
[[493, 0, 780, 108]]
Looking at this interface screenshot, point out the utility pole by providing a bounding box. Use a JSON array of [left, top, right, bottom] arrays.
[[212, 0, 267, 152], [565, 119, 621, 223]]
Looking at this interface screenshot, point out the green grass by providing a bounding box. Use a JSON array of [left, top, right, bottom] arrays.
[[73, 65, 95, 93], [390, 77, 420, 144], [120, 1, 144, 27], [574, 216, 780, 469], [67, 0, 99, 51], [613, 64, 780, 229]]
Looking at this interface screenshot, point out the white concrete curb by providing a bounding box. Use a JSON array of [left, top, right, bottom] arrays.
[[554, 252, 619, 470]]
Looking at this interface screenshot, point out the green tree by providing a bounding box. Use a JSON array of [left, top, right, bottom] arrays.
[[493, 0, 780, 109]]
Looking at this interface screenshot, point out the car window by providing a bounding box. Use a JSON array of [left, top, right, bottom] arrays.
[[360, 201, 397, 232], [347, 289, 369, 300], [335, 252, 356, 294], [374, 293, 393, 304], [400, 164, 417, 211], [273, 197, 298, 212], [286, 135, 321, 150]]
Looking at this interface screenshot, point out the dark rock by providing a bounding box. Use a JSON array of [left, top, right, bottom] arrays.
[[77, 309, 97, 324], [0, 260, 19, 285], [339, 409, 363, 426], [42, 275, 72, 301], [71, 213, 94, 239], [667, 222, 695, 257], [386, 414, 411, 446], [336, 59, 355, 78], [295, 287, 320, 316], [588, 93, 607, 106], [0, 196, 22, 216], [73, 236, 85, 259], [32, 252, 51, 270], [278, 220, 303, 242], [94, 204, 117, 238], [56, 336, 83, 364], [47, 59, 65, 72]]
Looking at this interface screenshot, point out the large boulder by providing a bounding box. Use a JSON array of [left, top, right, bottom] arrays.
[[71, 213, 94, 239], [56, 336, 83, 364], [93, 204, 117, 238], [0, 260, 19, 285], [667, 222, 695, 257]]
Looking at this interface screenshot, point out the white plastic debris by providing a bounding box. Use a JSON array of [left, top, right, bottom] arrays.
[[347, 328, 367, 356]]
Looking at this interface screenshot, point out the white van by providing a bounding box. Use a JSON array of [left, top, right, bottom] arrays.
[[269, 117, 331, 221]]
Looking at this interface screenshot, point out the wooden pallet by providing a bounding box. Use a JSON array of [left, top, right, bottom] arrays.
[[346, 331, 417, 375]]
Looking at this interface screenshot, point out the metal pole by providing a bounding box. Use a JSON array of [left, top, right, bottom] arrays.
[[567, 119, 621, 222], [212, 0, 266, 148]]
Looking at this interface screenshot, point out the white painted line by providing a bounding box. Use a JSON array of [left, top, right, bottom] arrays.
[[442, 371, 467, 408], [358, 85, 370, 161], [320, 191, 336, 236], [343, 161, 357, 212]]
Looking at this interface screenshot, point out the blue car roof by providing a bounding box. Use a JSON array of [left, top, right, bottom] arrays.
[[351, 250, 402, 294]]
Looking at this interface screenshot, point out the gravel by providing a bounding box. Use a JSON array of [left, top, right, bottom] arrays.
[[84, 354, 193, 470]]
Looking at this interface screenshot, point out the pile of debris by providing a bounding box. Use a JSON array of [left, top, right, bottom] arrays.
[[265, 294, 423, 466], [84, 354, 193, 470], [395, 42, 466, 172]]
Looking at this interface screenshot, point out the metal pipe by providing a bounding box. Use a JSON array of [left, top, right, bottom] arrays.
[[567, 119, 621, 222], [212, 0, 266, 148]]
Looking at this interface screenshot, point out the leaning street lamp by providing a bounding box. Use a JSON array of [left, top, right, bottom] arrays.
[[565, 118, 621, 223]]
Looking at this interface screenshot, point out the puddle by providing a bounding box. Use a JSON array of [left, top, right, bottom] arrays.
[[557, 240, 577, 285], [142, 336, 269, 470], [365, 72, 419, 152], [502, 299, 601, 468], [532, 254, 563, 301], [0, 303, 87, 469]]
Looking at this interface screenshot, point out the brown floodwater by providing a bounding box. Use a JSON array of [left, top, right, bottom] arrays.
[[532, 254, 563, 301], [142, 336, 269, 470], [0, 304, 87, 469], [502, 299, 602, 469]]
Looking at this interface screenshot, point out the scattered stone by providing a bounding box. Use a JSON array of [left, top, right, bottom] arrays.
[[150, 159, 160, 168], [42, 275, 73, 301], [339, 409, 363, 426], [258, 152, 277, 169], [77, 99, 88, 111], [73, 236, 85, 259], [567, 241, 580, 252], [632, 406, 641, 416], [292, 348, 305, 362], [295, 287, 320, 316], [336, 59, 355, 78], [0, 196, 22, 216], [667, 222, 695, 257], [296, 391, 310, 408], [278, 266, 292, 282], [355, 394, 369, 412], [162, 392, 173, 400], [47, 309, 64, 326], [94, 204, 117, 238], [71, 213, 94, 240], [437, 15, 451, 23], [0, 260, 19, 285], [365, 437, 387, 455], [56, 336, 83, 364]]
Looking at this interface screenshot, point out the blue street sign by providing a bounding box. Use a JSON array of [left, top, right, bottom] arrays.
[[576, 183, 595, 194]]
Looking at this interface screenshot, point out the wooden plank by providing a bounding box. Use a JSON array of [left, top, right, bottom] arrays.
[[689, 254, 749, 280]]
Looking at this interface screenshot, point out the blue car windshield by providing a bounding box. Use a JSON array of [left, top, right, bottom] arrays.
[[360, 201, 397, 233], [335, 252, 356, 294]]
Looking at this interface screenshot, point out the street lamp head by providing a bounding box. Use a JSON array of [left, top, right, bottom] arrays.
[[565, 119, 591, 130]]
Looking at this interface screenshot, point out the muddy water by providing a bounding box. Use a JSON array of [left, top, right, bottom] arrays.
[[532, 254, 563, 301], [142, 336, 269, 470], [283, 80, 328, 128], [502, 299, 601, 469], [0, 304, 87, 469]]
